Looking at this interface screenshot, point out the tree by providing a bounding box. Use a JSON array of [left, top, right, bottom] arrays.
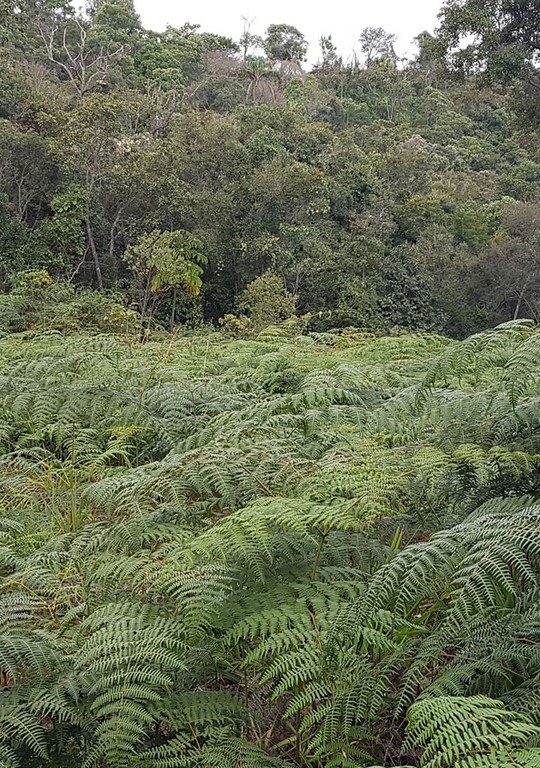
[[239, 16, 263, 62], [3, 0, 540, 339], [263, 23, 307, 63], [0, 121, 58, 227], [52, 93, 153, 288], [90, 0, 141, 44], [410, 31, 449, 87], [37, 14, 125, 97], [243, 57, 280, 104], [475, 200, 540, 321], [123, 229, 206, 327], [382, 135, 448, 200], [438, 0, 540, 80], [394, 194, 448, 241], [317, 35, 342, 71], [236, 271, 296, 330], [39, 186, 87, 275], [358, 26, 397, 66], [0, 0, 72, 49]]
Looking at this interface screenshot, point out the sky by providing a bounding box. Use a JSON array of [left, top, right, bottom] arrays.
[[133, 0, 444, 66]]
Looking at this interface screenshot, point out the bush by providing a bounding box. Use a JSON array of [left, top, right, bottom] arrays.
[[237, 272, 297, 330], [11, 269, 54, 296], [0, 295, 26, 334], [218, 313, 253, 338], [0, 272, 140, 335]]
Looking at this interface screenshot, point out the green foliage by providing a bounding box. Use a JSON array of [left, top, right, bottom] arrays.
[[218, 312, 253, 338], [0, 275, 139, 334], [406, 697, 540, 768], [359, 26, 397, 66], [1, 0, 539, 333], [237, 272, 297, 331], [40, 187, 87, 269], [124, 230, 206, 326], [439, 0, 540, 81], [11, 269, 54, 296], [263, 23, 307, 63], [2, 1, 540, 764], [0, 323, 538, 765], [124, 230, 206, 295]]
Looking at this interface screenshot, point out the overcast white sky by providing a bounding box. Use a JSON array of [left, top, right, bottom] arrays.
[[133, 0, 444, 65]]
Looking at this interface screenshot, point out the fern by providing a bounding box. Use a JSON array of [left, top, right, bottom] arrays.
[[1, 326, 540, 767], [406, 696, 540, 768]]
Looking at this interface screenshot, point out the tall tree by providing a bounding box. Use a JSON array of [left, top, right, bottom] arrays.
[[358, 26, 397, 66], [317, 35, 342, 71], [37, 14, 125, 97], [439, 0, 540, 79], [263, 23, 307, 63]]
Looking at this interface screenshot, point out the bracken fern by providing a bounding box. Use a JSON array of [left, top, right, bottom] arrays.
[[1, 324, 540, 766]]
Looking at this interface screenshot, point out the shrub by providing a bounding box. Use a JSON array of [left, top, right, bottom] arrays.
[[237, 272, 297, 330]]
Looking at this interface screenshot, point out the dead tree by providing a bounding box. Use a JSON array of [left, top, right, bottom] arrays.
[[38, 17, 123, 98]]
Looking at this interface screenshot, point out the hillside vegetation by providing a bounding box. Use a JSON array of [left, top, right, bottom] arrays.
[[1, 0, 540, 336], [4, 1, 540, 764], [3, 323, 540, 767]]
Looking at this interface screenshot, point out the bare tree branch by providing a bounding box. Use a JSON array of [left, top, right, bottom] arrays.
[[36, 16, 124, 98]]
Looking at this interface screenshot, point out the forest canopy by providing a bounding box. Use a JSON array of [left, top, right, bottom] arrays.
[[1, 0, 540, 337]]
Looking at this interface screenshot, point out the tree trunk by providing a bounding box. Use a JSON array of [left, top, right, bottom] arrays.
[[108, 206, 123, 279], [513, 280, 529, 319], [85, 215, 104, 290], [140, 273, 153, 325], [170, 288, 177, 330]]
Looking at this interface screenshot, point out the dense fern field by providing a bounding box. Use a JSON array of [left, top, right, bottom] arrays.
[[3, 322, 540, 768]]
